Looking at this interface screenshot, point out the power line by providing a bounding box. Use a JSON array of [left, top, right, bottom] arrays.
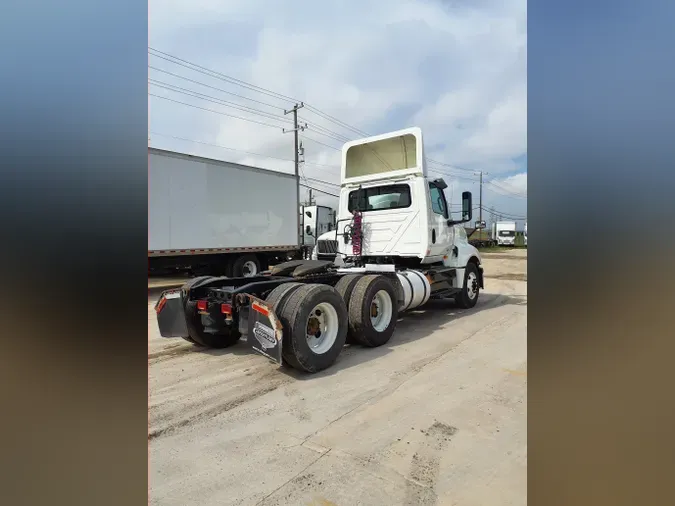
[[486, 179, 527, 197], [149, 47, 370, 143], [149, 47, 525, 190], [304, 104, 370, 138], [300, 183, 339, 198], [305, 176, 340, 188], [299, 118, 352, 143], [149, 94, 289, 130], [426, 158, 476, 173], [149, 47, 300, 104], [481, 205, 526, 220], [485, 182, 527, 199], [300, 135, 342, 151], [148, 66, 285, 111], [427, 167, 478, 183], [149, 79, 293, 124]]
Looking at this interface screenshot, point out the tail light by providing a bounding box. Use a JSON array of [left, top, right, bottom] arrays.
[[196, 300, 208, 311], [221, 303, 232, 315]]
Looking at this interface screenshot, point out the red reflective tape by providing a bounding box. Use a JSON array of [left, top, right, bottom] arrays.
[[155, 297, 167, 313], [251, 301, 269, 316]]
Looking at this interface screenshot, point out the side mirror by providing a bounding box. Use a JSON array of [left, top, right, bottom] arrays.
[[461, 191, 472, 222], [447, 191, 473, 226]]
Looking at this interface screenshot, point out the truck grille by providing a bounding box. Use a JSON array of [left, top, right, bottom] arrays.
[[317, 240, 338, 254]]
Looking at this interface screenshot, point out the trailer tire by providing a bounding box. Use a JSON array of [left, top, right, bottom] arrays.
[[231, 254, 261, 278], [279, 284, 348, 373], [334, 274, 363, 344], [348, 275, 399, 347], [454, 262, 480, 309], [264, 282, 305, 369]]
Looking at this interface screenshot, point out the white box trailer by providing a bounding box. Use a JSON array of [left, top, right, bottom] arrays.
[[149, 148, 301, 277]]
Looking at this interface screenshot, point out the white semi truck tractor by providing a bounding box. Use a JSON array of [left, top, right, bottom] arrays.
[[155, 127, 484, 373]]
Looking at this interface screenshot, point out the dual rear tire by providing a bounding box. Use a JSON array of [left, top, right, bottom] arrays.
[[343, 275, 399, 347], [266, 283, 348, 373], [265, 274, 399, 373]]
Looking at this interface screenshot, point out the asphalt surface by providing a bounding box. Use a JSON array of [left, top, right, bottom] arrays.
[[149, 250, 527, 505]]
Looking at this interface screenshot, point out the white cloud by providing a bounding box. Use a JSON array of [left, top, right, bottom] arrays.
[[493, 172, 527, 194], [149, 0, 526, 213]]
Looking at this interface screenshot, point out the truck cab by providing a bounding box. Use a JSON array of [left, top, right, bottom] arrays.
[[327, 127, 481, 291]]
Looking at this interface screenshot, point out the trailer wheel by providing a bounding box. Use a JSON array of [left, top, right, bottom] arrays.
[[264, 282, 304, 369], [232, 254, 261, 278], [279, 284, 348, 373], [334, 274, 363, 344], [455, 262, 480, 309], [348, 275, 399, 347]]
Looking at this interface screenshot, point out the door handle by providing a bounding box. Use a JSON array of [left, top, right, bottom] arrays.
[[432, 229, 436, 244]]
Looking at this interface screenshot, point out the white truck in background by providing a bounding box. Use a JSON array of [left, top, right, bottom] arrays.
[[491, 221, 517, 246], [311, 229, 340, 261], [301, 205, 336, 249], [149, 148, 304, 278]]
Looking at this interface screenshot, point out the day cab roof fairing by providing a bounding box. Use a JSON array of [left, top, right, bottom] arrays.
[[340, 127, 427, 186]]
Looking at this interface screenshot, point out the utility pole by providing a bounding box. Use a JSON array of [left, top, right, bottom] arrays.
[[474, 171, 488, 237], [283, 102, 306, 247]]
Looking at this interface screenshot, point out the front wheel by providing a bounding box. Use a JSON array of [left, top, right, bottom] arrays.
[[454, 262, 480, 309]]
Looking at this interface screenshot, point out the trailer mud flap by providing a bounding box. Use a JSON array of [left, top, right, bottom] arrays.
[[155, 289, 189, 338], [245, 296, 283, 366]]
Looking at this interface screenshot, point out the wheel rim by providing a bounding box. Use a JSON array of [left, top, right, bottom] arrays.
[[370, 290, 393, 332], [242, 261, 258, 277], [466, 272, 478, 300], [306, 303, 339, 354]]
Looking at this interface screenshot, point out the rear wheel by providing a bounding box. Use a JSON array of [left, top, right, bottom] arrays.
[[334, 274, 363, 344], [348, 275, 399, 347], [279, 284, 348, 373], [264, 282, 304, 369], [454, 262, 480, 309]]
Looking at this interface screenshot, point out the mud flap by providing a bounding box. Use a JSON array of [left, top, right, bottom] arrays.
[[155, 289, 189, 338], [244, 295, 283, 366]]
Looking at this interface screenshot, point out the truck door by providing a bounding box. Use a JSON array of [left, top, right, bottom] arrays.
[[428, 182, 453, 259]]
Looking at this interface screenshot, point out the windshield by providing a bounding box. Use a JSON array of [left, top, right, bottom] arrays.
[[499, 230, 516, 237]]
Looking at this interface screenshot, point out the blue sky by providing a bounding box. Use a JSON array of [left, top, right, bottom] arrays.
[[149, 0, 526, 223]]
